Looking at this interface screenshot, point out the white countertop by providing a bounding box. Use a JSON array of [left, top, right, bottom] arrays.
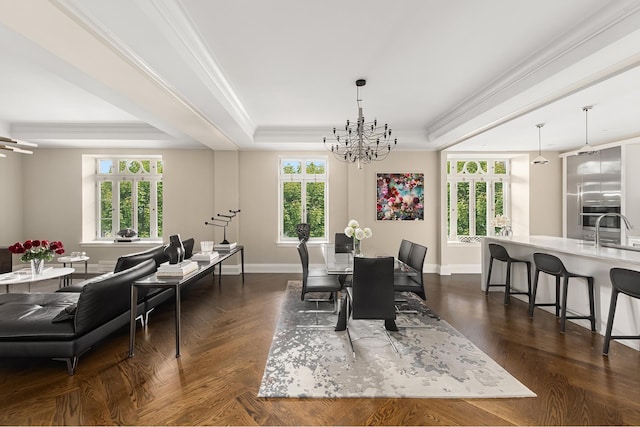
[[484, 235, 640, 267]]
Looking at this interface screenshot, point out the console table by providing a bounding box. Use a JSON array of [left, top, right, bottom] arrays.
[[128, 245, 244, 358]]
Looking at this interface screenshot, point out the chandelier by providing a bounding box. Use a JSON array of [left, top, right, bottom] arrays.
[[0, 136, 37, 158], [323, 79, 397, 169]]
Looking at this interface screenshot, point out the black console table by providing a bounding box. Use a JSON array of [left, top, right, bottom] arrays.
[[128, 245, 244, 358]]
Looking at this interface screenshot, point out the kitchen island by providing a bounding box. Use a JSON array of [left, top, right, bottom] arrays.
[[481, 235, 640, 351]]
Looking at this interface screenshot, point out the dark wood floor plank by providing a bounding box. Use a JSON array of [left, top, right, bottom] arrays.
[[0, 272, 638, 425]]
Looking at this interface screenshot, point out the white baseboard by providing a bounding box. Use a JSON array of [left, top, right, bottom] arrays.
[[50, 262, 480, 276]]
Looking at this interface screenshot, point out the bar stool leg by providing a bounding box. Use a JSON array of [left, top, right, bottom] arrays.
[[555, 275, 561, 317], [525, 262, 532, 304], [587, 277, 596, 331], [560, 275, 570, 332], [602, 290, 619, 355], [485, 257, 494, 295], [529, 269, 540, 317], [503, 260, 512, 305]]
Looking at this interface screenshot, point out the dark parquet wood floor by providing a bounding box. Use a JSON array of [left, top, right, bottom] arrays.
[[0, 272, 638, 425]]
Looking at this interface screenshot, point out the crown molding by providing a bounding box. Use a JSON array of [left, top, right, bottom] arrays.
[[52, 0, 237, 149], [427, 0, 640, 143], [146, 0, 255, 137]]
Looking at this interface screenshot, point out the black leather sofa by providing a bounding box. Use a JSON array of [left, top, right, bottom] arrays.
[[0, 239, 196, 375], [0, 259, 156, 375]]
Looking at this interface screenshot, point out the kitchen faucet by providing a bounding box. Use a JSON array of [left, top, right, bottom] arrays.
[[595, 213, 632, 247]]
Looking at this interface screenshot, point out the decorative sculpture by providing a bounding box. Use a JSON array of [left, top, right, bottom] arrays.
[[204, 209, 241, 244], [165, 234, 185, 264]]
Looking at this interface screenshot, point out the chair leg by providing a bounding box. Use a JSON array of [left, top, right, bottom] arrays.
[[529, 269, 540, 317], [560, 276, 570, 332], [602, 291, 619, 355]]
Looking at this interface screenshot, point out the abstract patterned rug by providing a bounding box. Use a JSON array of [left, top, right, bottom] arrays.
[[258, 281, 536, 399]]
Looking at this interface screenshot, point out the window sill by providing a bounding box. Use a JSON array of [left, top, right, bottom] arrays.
[[276, 240, 329, 247], [80, 240, 163, 248], [447, 241, 481, 247]]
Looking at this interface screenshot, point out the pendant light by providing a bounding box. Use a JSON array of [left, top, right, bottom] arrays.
[[576, 105, 598, 155], [531, 123, 549, 165]]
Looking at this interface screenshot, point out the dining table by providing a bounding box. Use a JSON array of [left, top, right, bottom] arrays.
[[320, 243, 419, 332]]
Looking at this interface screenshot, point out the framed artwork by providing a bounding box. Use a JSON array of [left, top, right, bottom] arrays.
[[376, 173, 424, 220]]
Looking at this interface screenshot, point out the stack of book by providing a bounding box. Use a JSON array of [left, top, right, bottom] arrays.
[[156, 261, 199, 277], [191, 251, 219, 261], [214, 242, 238, 251]]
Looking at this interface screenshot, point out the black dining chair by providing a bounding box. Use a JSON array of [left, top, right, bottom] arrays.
[[346, 256, 398, 355], [334, 232, 353, 286], [394, 243, 427, 301], [297, 241, 342, 314], [602, 268, 640, 355]]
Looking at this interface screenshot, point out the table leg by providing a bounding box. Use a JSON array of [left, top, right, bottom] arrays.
[[84, 260, 88, 279], [129, 285, 138, 357], [218, 263, 222, 286], [174, 285, 181, 358]]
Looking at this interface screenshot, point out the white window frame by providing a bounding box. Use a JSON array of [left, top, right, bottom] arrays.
[[447, 158, 510, 242], [95, 156, 163, 241], [278, 156, 329, 243]]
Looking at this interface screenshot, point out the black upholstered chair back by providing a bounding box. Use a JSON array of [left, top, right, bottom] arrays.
[[408, 243, 427, 276], [297, 241, 310, 299], [352, 256, 395, 320], [489, 243, 510, 262], [335, 233, 353, 253], [296, 223, 311, 242], [610, 268, 640, 299], [398, 239, 413, 265], [533, 252, 566, 276]]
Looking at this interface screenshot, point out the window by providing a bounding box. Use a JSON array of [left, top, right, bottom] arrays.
[[96, 157, 163, 240], [279, 157, 328, 241], [447, 158, 509, 241]]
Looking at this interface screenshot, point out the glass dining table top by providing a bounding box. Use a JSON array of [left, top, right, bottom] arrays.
[[321, 243, 417, 276]]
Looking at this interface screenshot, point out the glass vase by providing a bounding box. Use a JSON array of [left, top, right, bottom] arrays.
[[31, 258, 45, 276], [499, 226, 513, 237], [353, 238, 362, 257]]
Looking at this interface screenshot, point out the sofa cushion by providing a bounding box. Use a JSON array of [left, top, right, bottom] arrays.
[[113, 245, 167, 273], [75, 259, 156, 335], [0, 293, 79, 340], [56, 272, 114, 293]]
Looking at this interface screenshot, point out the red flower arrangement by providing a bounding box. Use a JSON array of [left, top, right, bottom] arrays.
[[8, 239, 65, 262]]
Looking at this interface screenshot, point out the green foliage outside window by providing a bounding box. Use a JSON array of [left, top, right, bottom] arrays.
[[97, 157, 162, 239], [447, 159, 509, 239], [281, 159, 327, 239]]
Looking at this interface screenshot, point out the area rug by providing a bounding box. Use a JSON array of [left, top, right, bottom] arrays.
[[258, 281, 536, 399]]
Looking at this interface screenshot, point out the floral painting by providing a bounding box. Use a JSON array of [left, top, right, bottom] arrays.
[[376, 173, 424, 220]]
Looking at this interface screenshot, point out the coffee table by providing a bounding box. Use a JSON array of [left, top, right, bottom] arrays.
[[0, 267, 75, 293]]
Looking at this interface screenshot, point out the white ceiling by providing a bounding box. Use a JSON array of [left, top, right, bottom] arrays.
[[1, 0, 640, 155]]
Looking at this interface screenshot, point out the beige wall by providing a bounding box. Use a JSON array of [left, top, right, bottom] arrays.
[[529, 151, 562, 236], [6, 148, 216, 268], [2, 146, 562, 273], [0, 154, 24, 246]]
